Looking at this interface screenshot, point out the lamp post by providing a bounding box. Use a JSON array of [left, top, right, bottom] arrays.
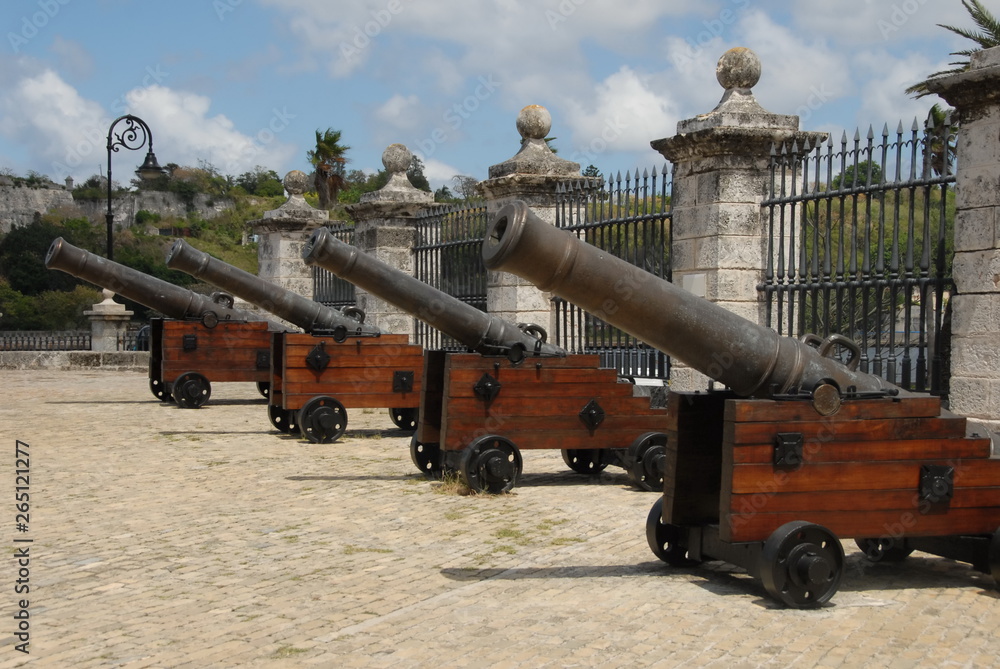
[[106, 114, 165, 261]]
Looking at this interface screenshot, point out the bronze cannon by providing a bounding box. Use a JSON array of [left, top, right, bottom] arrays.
[[166, 239, 376, 338], [304, 227, 675, 494], [164, 238, 421, 443], [482, 201, 1000, 608], [45, 237, 283, 407]]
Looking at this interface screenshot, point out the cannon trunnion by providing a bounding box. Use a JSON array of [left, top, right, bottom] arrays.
[[46, 237, 281, 408], [303, 228, 672, 493], [483, 201, 1000, 607], [267, 331, 424, 443]]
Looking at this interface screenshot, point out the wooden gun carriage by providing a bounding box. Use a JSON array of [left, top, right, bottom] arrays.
[[483, 200, 1000, 607], [303, 228, 673, 493], [166, 239, 422, 442]]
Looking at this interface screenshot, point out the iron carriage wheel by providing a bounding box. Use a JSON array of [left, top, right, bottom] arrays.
[[854, 537, 914, 563], [267, 404, 298, 434], [389, 407, 419, 432], [410, 436, 444, 478], [627, 432, 667, 492], [460, 435, 522, 494], [256, 381, 270, 399], [645, 497, 701, 567], [759, 521, 844, 608], [149, 377, 172, 402], [298, 396, 347, 444], [560, 449, 608, 475], [172, 372, 211, 409]]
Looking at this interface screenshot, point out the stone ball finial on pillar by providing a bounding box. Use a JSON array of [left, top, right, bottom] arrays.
[[488, 104, 579, 178], [263, 170, 326, 219], [716, 47, 761, 91], [283, 170, 310, 195], [361, 143, 432, 203], [516, 105, 552, 141]]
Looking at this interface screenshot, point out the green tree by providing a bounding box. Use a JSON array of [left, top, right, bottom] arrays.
[[831, 160, 884, 190], [235, 166, 284, 197], [451, 175, 480, 201], [307, 128, 350, 209], [582, 164, 602, 179], [907, 0, 1000, 97]]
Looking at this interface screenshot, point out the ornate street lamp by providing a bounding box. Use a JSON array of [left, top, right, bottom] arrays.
[[106, 115, 166, 260]]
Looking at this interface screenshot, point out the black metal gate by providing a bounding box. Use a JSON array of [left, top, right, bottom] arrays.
[[412, 203, 489, 350], [554, 168, 672, 379], [312, 223, 357, 309], [759, 112, 957, 396]]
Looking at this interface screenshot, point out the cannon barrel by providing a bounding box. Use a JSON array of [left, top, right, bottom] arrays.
[[165, 239, 378, 336], [45, 237, 285, 329], [482, 201, 896, 403], [302, 227, 566, 358]]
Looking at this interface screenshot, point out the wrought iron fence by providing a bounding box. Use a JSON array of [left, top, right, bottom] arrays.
[[312, 223, 357, 309], [117, 325, 150, 351], [759, 110, 957, 396], [0, 330, 92, 351], [412, 203, 489, 350], [553, 167, 672, 379]]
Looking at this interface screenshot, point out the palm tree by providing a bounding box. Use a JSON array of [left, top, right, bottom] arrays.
[[925, 103, 958, 177], [907, 0, 1000, 97], [306, 128, 350, 209]]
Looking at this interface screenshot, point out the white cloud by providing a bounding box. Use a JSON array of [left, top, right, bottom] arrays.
[[0, 61, 298, 181], [789, 0, 967, 46], [563, 66, 681, 165], [123, 86, 299, 178], [0, 67, 108, 178], [735, 11, 852, 118], [374, 93, 422, 131], [421, 157, 462, 190], [852, 50, 949, 126]]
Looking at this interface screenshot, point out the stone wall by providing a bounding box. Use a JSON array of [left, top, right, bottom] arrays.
[[0, 351, 148, 371], [0, 183, 74, 232], [0, 183, 235, 234]]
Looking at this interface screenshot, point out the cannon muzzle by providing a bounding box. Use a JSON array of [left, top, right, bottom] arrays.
[[165, 239, 378, 337], [482, 201, 896, 407], [302, 227, 566, 358], [45, 237, 285, 329]]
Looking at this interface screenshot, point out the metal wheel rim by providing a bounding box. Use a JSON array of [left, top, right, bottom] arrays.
[[645, 497, 700, 567], [561, 449, 608, 475], [460, 435, 522, 494], [760, 521, 844, 608], [410, 436, 443, 478], [173, 372, 211, 409], [390, 407, 419, 431], [299, 396, 347, 444], [628, 432, 667, 492]]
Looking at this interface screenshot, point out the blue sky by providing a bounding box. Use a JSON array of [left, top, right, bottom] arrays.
[[0, 0, 975, 191]]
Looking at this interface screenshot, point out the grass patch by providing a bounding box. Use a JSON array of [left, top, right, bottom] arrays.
[[271, 646, 309, 659], [343, 545, 394, 555]]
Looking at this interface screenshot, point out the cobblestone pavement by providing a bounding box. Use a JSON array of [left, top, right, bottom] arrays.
[[1, 370, 998, 668]]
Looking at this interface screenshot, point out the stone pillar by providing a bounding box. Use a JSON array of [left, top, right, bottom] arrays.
[[927, 47, 1000, 429], [650, 47, 824, 392], [479, 105, 581, 336], [250, 170, 329, 308], [346, 143, 433, 338], [84, 289, 133, 352]]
